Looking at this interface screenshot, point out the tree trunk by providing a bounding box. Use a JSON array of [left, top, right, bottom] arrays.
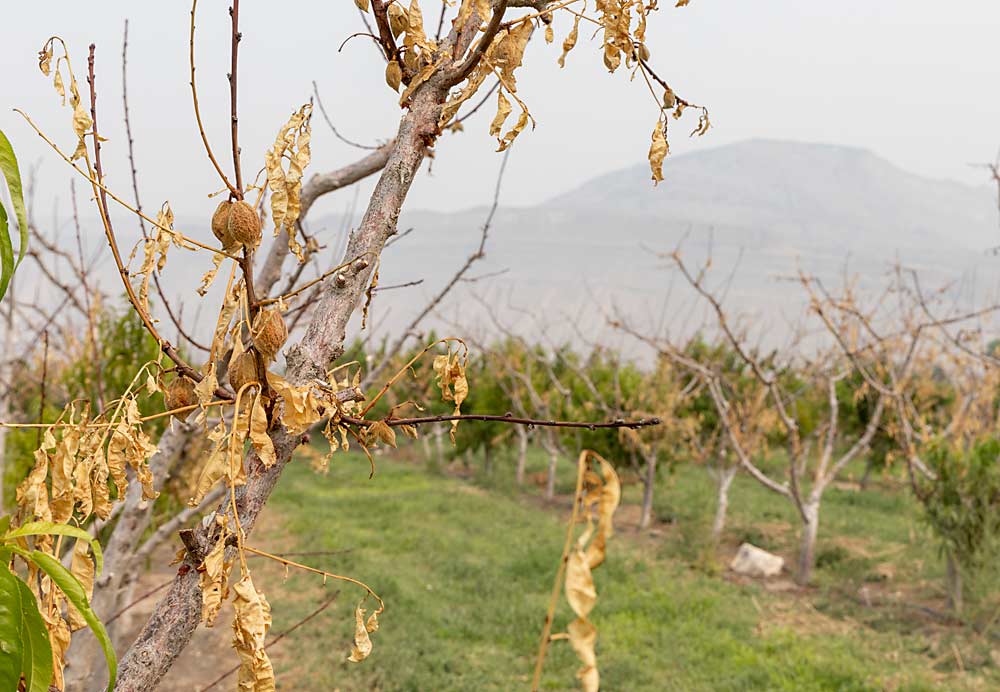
[[545, 449, 558, 500], [859, 458, 874, 490], [638, 452, 657, 530], [420, 432, 432, 461], [796, 501, 820, 586], [113, 66, 453, 691], [711, 465, 738, 542], [515, 426, 528, 486], [946, 548, 963, 615]]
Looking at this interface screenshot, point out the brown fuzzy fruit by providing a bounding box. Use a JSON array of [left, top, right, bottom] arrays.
[[210, 199, 261, 250], [228, 351, 260, 395], [211, 200, 235, 247], [165, 376, 197, 415], [252, 308, 288, 361], [228, 200, 262, 249]]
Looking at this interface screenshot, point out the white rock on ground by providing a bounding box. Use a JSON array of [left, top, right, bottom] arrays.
[[730, 543, 784, 578]]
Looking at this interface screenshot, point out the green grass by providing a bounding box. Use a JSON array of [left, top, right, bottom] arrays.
[[248, 447, 999, 691]]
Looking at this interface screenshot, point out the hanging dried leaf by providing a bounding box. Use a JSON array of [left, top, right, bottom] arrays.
[[232, 574, 276, 692], [388, 3, 407, 37], [489, 90, 512, 138], [198, 251, 227, 297], [347, 606, 375, 663], [432, 350, 469, 442], [249, 392, 276, 467], [199, 531, 230, 627], [565, 545, 597, 619], [648, 119, 667, 184], [558, 14, 581, 68], [497, 108, 529, 152], [66, 539, 96, 631], [567, 617, 599, 692], [265, 104, 312, 263]]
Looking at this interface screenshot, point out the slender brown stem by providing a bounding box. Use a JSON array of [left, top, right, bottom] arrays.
[[531, 450, 588, 690], [123, 19, 210, 353], [36, 331, 48, 448], [86, 44, 232, 401], [228, 0, 244, 198], [343, 413, 661, 430], [189, 0, 238, 196]]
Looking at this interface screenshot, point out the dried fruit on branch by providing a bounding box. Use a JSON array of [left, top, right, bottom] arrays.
[[251, 308, 288, 362], [165, 375, 197, 415], [229, 351, 260, 395]]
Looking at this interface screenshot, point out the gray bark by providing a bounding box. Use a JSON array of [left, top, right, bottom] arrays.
[[113, 65, 456, 692], [255, 142, 394, 299], [796, 500, 820, 586]]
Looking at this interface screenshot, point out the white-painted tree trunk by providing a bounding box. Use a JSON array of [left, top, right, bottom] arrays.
[[515, 425, 528, 486], [797, 500, 821, 585], [711, 465, 738, 541], [545, 449, 558, 500]]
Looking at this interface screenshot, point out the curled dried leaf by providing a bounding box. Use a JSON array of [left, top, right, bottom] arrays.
[[249, 392, 276, 467], [558, 14, 581, 68], [489, 90, 512, 138], [232, 574, 276, 692], [347, 606, 374, 663], [648, 119, 667, 184]]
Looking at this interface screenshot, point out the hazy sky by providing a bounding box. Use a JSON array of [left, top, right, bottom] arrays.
[[3, 1, 999, 225]]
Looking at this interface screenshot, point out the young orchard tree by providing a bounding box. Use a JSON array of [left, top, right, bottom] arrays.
[[805, 267, 1000, 613], [622, 251, 888, 584], [682, 336, 773, 541], [8, 0, 690, 687], [611, 354, 694, 530]]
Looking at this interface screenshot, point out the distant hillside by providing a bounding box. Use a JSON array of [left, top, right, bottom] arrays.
[[544, 139, 998, 253], [27, 139, 999, 357], [344, 139, 1000, 349]]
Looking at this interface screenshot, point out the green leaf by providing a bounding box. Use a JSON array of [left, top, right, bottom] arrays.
[[0, 561, 53, 692], [5, 521, 104, 574], [18, 549, 116, 691], [0, 515, 10, 536], [14, 571, 53, 692], [0, 201, 9, 303], [0, 129, 27, 302]]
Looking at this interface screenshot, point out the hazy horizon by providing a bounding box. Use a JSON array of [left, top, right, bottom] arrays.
[[3, 1, 1000, 227]]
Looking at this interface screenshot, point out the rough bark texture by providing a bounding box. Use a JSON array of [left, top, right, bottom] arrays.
[[255, 141, 394, 298], [113, 76, 449, 692]]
